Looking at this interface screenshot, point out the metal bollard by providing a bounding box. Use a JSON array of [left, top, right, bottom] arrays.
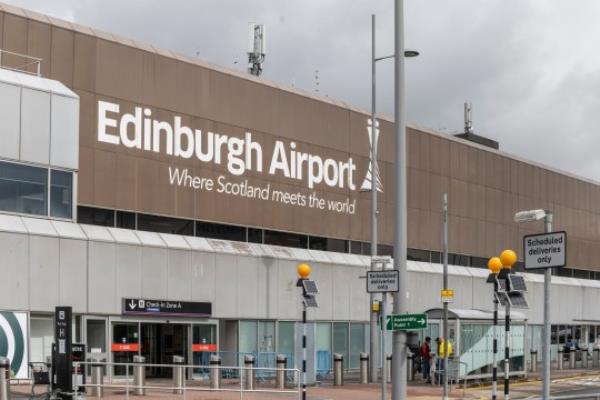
[[386, 354, 392, 384], [569, 349, 576, 369], [275, 355, 287, 389], [0, 357, 10, 400], [172, 355, 185, 394], [407, 351, 414, 381], [557, 350, 563, 370], [90, 359, 104, 398], [244, 355, 255, 390], [209, 355, 221, 390], [594, 348, 600, 368], [333, 353, 343, 386], [133, 355, 146, 396], [530, 350, 538, 373], [582, 347, 589, 369], [359, 353, 369, 384]]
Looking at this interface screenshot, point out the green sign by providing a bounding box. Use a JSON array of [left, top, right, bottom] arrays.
[[386, 313, 428, 331]]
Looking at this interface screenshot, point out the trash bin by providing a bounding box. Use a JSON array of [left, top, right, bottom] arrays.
[[172, 355, 185, 394], [0, 357, 10, 400], [244, 355, 255, 390], [359, 353, 369, 384], [386, 354, 392, 384], [333, 353, 343, 386], [209, 355, 221, 390], [276, 355, 287, 389], [133, 355, 146, 396]]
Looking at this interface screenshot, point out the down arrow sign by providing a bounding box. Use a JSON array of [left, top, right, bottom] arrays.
[[128, 299, 137, 310]]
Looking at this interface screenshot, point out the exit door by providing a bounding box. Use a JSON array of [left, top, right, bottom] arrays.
[[140, 323, 187, 378]]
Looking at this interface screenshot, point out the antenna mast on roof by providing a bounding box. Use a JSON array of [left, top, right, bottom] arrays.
[[464, 102, 474, 134], [247, 23, 266, 76]]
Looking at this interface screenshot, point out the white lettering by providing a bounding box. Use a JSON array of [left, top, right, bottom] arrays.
[[98, 101, 120, 145], [119, 107, 142, 149]]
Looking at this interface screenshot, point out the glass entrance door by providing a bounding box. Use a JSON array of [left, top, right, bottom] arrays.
[[140, 323, 188, 378], [192, 324, 217, 378], [112, 322, 139, 376]]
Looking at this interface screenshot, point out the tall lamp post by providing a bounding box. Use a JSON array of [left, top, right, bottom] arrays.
[[499, 249, 517, 400], [514, 209, 553, 400], [369, 12, 418, 386], [487, 257, 503, 400]]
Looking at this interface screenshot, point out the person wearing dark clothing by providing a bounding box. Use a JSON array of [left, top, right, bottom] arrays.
[[420, 336, 432, 382]]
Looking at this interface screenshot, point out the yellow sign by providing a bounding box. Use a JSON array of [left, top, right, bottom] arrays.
[[441, 289, 454, 303]]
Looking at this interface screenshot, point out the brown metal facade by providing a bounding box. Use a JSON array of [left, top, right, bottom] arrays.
[[0, 3, 599, 269]]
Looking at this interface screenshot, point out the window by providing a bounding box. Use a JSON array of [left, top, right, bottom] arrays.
[[573, 269, 592, 280], [50, 170, 73, 218], [471, 257, 488, 269], [378, 244, 394, 257], [195, 221, 246, 242], [264, 230, 308, 248], [0, 161, 47, 216], [333, 323, 349, 370], [77, 206, 115, 226], [247, 228, 263, 243], [116, 211, 136, 229], [137, 213, 193, 235], [309, 236, 348, 253], [408, 248, 430, 262]]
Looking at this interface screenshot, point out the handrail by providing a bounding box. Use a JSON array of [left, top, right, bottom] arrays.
[[73, 360, 302, 399]]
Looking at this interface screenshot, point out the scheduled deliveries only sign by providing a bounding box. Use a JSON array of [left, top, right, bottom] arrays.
[[523, 231, 567, 270], [367, 270, 399, 293]]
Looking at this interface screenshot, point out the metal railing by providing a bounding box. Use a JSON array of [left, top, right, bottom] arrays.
[[74, 360, 301, 400], [0, 49, 42, 76]]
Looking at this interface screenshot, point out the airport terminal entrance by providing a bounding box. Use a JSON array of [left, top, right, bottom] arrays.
[[140, 323, 188, 378]]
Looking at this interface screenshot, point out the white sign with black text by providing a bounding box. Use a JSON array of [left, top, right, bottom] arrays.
[[367, 270, 399, 293], [523, 231, 567, 270]]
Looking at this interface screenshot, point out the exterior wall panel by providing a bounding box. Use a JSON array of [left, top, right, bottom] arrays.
[[0, 81, 19, 159], [20, 88, 50, 164]]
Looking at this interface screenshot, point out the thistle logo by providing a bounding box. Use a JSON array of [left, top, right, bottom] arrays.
[[360, 118, 383, 192]]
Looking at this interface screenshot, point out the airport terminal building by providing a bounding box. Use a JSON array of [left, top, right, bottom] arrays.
[[2, 2, 600, 381]]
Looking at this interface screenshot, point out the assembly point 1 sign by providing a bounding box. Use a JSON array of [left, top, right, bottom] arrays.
[[523, 231, 567, 270]]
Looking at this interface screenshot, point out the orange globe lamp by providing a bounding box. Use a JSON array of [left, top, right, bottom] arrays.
[[500, 249, 517, 269], [488, 257, 502, 275], [297, 263, 312, 279]]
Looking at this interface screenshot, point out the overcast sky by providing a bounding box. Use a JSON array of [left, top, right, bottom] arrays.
[[6, 0, 600, 181]]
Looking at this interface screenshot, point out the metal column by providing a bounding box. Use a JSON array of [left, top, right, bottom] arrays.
[[369, 12, 381, 385], [543, 214, 552, 399], [442, 193, 449, 400], [0, 357, 10, 400], [392, 0, 408, 399], [492, 280, 499, 399]]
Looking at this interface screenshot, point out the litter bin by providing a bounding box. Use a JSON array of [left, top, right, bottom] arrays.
[[359, 353, 369, 384], [407, 351, 414, 381], [0, 357, 10, 400], [173, 355, 185, 394], [133, 355, 146, 396], [209, 355, 221, 390], [333, 353, 343, 386], [386, 354, 392, 384]]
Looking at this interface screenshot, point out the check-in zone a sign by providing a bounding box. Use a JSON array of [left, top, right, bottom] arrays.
[[524, 231, 567, 270], [366, 270, 399, 293], [0, 311, 28, 378]]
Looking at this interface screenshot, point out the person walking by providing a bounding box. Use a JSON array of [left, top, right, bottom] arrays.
[[420, 337, 432, 383]]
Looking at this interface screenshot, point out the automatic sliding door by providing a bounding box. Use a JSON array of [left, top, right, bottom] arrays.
[[112, 322, 139, 376]]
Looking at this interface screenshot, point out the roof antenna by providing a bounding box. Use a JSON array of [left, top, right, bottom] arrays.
[[314, 68, 320, 93], [247, 23, 266, 76], [464, 102, 474, 134]]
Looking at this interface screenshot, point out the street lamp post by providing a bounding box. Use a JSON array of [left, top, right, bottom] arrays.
[[499, 249, 517, 400], [392, 0, 408, 399], [514, 209, 553, 400], [369, 13, 418, 388], [487, 257, 503, 400]]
